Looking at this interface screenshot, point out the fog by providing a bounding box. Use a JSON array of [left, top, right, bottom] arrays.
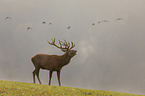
[[0, 0, 145, 95]]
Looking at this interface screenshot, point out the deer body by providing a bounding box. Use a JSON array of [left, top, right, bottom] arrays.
[[32, 53, 73, 71], [31, 38, 77, 86]]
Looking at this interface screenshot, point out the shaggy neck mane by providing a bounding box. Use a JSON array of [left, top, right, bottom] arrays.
[[62, 52, 72, 66]]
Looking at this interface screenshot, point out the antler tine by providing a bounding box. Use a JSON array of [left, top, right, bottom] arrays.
[[62, 40, 71, 49], [48, 38, 55, 45], [47, 40, 51, 45], [59, 40, 66, 48], [48, 38, 59, 48], [59, 40, 62, 47], [70, 41, 75, 49], [48, 38, 69, 51], [48, 38, 75, 51], [63, 40, 67, 46], [68, 41, 70, 48], [53, 38, 55, 44]]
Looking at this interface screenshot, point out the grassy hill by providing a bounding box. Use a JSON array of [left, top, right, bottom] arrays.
[[0, 80, 144, 96]]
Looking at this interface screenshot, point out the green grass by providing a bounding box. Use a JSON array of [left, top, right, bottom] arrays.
[[0, 80, 144, 96]]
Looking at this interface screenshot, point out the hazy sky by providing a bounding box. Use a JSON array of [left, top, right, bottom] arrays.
[[1, 0, 145, 95]]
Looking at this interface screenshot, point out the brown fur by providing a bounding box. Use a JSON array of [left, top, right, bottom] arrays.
[[31, 50, 77, 86]]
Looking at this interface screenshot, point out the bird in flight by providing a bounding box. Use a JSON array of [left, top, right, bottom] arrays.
[[98, 21, 101, 24], [5, 17, 11, 20], [102, 20, 109, 22], [27, 27, 32, 31], [42, 22, 46, 24], [67, 26, 71, 29], [92, 23, 95, 25], [116, 18, 124, 21], [49, 23, 52, 25]]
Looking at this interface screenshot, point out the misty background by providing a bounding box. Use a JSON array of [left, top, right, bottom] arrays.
[[0, 0, 145, 95]]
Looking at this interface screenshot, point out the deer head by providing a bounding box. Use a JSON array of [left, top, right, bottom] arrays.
[[48, 38, 77, 57]]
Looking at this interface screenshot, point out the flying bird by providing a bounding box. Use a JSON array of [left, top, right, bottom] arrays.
[[27, 27, 32, 31], [116, 18, 124, 21], [92, 23, 95, 25], [67, 26, 71, 29], [49, 23, 52, 25], [5, 17, 11, 20], [98, 21, 101, 24], [42, 22, 46, 24], [102, 20, 109, 22]]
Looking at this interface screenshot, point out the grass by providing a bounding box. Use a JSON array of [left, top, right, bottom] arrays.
[[0, 80, 144, 96]]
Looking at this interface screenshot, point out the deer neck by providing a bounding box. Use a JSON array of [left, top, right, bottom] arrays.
[[61, 52, 72, 66]]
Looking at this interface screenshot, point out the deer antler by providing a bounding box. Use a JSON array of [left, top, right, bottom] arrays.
[[48, 38, 75, 52], [70, 41, 75, 49]]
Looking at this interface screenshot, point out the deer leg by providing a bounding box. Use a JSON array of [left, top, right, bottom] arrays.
[[32, 70, 36, 83], [57, 70, 61, 86], [35, 68, 42, 84], [49, 70, 53, 85]]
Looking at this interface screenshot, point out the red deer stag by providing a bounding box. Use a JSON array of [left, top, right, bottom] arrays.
[[31, 38, 77, 86]]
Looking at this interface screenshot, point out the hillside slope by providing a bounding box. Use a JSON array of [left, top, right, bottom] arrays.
[[0, 80, 144, 96]]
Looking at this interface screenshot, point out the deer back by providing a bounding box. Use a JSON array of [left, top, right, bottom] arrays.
[[32, 54, 62, 70]]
